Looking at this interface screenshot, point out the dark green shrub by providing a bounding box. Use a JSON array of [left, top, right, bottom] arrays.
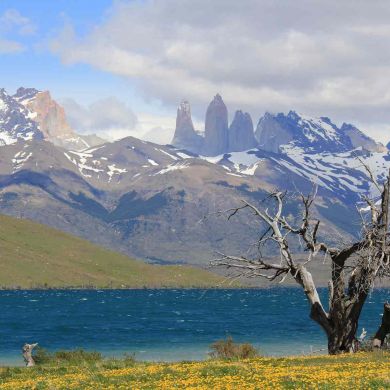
[[33, 346, 53, 365], [33, 348, 102, 365], [54, 349, 102, 363], [208, 336, 259, 360]]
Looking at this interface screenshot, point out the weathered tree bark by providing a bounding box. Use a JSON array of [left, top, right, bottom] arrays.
[[22, 343, 38, 367], [373, 302, 390, 348]]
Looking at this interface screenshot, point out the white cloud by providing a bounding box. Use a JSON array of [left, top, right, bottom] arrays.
[[51, 0, 390, 143], [61, 97, 138, 140], [142, 127, 174, 145], [0, 9, 36, 35], [0, 38, 24, 53], [0, 9, 36, 53], [137, 111, 205, 144]]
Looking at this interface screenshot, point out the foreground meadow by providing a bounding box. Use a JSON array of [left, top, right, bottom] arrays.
[[1, 352, 390, 389]]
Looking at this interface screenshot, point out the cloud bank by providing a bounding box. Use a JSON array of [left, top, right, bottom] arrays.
[[62, 97, 138, 140], [51, 0, 390, 142]]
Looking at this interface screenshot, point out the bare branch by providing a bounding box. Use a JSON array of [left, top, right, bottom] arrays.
[[211, 164, 390, 354]]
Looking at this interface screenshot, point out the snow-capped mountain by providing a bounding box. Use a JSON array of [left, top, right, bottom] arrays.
[[171, 96, 385, 156], [58, 135, 390, 204], [255, 111, 385, 154], [0, 87, 104, 150], [0, 88, 389, 265], [0, 88, 43, 145]]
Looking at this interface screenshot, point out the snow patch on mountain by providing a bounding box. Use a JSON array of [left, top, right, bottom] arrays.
[[154, 162, 190, 175], [155, 148, 180, 161], [107, 164, 127, 182], [12, 150, 33, 171]]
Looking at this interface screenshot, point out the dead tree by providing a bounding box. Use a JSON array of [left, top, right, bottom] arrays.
[[212, 171, 390, 355], [22, 343, 38, 367]]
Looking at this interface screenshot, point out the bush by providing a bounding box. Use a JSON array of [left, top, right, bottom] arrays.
[[33, 348, 102, 365], [33, 347, 52, 365], [208, 336, 259, 360], [54, 349, 102, 363]]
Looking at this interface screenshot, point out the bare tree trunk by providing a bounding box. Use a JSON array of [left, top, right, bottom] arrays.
[[327, 285, 369, 354], [327, 317, 359, 353], [213, 170, 390, 355], [22, 343, 38, 367], [373, 302, 390, 348]]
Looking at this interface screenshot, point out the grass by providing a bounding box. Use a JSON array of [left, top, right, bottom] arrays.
[[0, 214, 227, 289], [1, 351, 390, 389]]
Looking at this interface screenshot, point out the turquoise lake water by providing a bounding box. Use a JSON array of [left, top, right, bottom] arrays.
[[1, 288, 389, 365]]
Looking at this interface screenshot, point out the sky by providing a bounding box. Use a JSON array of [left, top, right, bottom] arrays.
[[2, 0, 390, 144]]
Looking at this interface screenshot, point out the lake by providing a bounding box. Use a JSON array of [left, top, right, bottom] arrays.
[[1, 288, 389, 366]]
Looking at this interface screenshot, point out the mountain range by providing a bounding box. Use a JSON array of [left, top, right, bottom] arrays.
[[172, 94, 386, 156], [1, 87, 390, 266]]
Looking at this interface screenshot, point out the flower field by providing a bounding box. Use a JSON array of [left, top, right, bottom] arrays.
[[1, 352, 390, 389]]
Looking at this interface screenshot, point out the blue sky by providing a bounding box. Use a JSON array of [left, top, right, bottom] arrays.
[[0, 0, 141, 104], [0, 0, 175, 141], [1, 1, 390, 143]]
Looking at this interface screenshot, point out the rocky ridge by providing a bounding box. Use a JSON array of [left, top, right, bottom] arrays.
[[0, 88, 43, 146], [172, 96, 384, 156], [1, 87, 104, 150]]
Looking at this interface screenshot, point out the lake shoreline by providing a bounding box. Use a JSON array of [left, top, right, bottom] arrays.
[[2, 283, 390, 291], [1, 288, 387, 369]]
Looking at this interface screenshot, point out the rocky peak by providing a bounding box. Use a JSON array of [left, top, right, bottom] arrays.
[[171, 100, 203, 153], [203, 94, 229, 156], [256, 111, 385, 154], [340, 123, 386, 153], [255, 112, 294, 153], [178, 100, 191, 116], [228, 110, 256, 152], [286, 110, 300, 121], [20, 89, 75, 140], [0, 89, 8, 111], [0, 88, 43, 146], [175, 100, 194, 136], [13, 87, 39, 102], [256, 111, 355, 153]]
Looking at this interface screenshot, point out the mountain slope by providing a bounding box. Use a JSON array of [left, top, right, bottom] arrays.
[[0, 88, 389, 267], [0, 138, 360, 265], [0, 214, 226, 288]]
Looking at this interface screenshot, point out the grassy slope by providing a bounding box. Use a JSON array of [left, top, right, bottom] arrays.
[[1, 352, 389, 389], [0, 214, 225, 288]]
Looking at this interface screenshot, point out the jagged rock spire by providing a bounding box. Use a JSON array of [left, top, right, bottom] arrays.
[[171, 100, 203, 153], [202, 94, 228, 156], [228, 110, 256, 152], [174, 100, 195, 139]]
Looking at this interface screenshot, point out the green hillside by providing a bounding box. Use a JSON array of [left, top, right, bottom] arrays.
[[0, 214, 225, 289]]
